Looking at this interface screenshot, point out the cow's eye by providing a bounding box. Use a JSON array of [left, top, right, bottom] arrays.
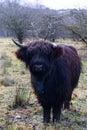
[[27, 51, 33, 59]]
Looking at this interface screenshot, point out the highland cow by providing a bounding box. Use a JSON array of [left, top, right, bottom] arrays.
[[12, 39, 81, 123]]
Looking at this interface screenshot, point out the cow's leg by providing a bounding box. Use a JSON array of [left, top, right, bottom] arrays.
[[52, 103, 62, 123], [64, 90, 72, 109], [64, 86, 73, 109], [43, 105, 51, 123], [64, 100, 70, 109]]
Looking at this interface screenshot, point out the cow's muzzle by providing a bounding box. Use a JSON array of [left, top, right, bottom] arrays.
[[33, 64, 44, 72]]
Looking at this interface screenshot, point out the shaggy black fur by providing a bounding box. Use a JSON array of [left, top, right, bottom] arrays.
[[15, 40, 81, 123]]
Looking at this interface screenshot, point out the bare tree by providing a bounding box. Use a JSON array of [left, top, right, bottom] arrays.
[[39, 14, 64, 42], [66, 9, 87, 44], [1, 1, 87, 43], [0, 0, 32, 43]]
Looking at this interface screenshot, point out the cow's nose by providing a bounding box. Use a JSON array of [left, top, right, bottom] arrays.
[[34, 64, 44, 71]]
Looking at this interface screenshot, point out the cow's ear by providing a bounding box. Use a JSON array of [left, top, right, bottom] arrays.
[[15, 47, 27, 62], [51, 45, 63, 60]]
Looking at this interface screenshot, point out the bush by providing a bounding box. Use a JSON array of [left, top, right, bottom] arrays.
[[10, 86, 32, 109]]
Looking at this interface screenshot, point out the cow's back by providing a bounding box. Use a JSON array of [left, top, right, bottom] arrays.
[[57, 45, 81, 89]]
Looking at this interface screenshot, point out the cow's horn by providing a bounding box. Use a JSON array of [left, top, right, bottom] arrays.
[[12, 39, 26, 48], [52, 43, 57, 49]]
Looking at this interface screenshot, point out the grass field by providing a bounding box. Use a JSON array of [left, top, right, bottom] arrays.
[[0, 38, 87, 130]]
